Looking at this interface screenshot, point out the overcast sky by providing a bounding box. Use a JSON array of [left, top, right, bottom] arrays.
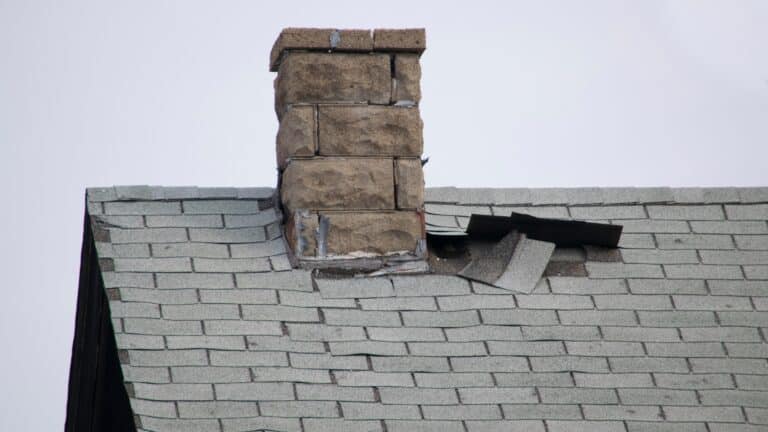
[[1, 0, 767, 429]]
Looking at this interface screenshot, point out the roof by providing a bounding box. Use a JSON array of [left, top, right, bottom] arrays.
[[77, 186, 768, 432]]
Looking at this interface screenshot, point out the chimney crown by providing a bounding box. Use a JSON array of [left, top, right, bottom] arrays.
[[272, 28, 427, 268]]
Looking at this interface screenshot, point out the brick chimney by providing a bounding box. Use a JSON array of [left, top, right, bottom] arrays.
[[271, 28, 426, 265]]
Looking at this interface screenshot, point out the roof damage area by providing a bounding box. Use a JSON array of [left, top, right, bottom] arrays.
[[429, 212, 623, 293]]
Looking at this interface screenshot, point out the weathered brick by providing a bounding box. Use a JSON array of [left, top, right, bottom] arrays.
[[276, 105, 315, 169], [373, 28, 425, 52], [318, 105, 422, 157], [275, 52, 390, 115], [395, 158, 424, 209], [393, 54, 421, 102]]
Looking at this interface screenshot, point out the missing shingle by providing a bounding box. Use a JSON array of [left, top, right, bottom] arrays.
[[544, 261, 587, 277]]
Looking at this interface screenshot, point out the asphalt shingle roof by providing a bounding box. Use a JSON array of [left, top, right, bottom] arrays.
[[87, 186, 768, 432]]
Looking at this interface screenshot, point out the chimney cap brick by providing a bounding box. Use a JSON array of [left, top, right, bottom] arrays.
[[270, 27, 426, 71]]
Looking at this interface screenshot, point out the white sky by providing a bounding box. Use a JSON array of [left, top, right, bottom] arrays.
[[0, 0, 766, 429]]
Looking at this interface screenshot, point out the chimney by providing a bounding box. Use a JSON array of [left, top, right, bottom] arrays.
[[271, 28, 426, 266]]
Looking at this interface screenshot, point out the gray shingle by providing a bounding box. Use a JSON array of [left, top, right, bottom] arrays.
[[146, 214, 222, 228], [259, 401, 338, 417], [183, 199, 260, 214], [288, 353, 368, 370], [199, 289, 276, 304], [701, 250, 768, 265], [481, 309, 557, 325], [583, 405, 662, 421], [203, 320, 282, 336], [189, 227, 266, 243], [609, 357, 689, 373], [123, 366, 170, 384], [451, 356, 530, 372], [341, 402, 420, 419], [114, 257, 191, 272], [402, 310, 479, 327], [734, 235, 768, 250], [494, 372, 573, 387], [570, 205, 645, 220], [501, 404, 582, 420], [547, 420, 626, 432], [139, 417, 219, 431], [124, 318, 202, 335], [422, 404, 502, 420], [110, 228, 187, 243], [523, 325, 602, 341], [229, 240, 286, 258], [618, 388, 698, 405], [105, 201, 181, 215], [386, 420, 464, 432], [601, 326, 680, 342], [725, 204, 768, 220], [236, 270, 313, 291], [214, 382, 294, 401], [647, 205, 724, 220], [653, 373, 733, 389], [409, 341, 486, 356], [437, 294, 517, 311], [573, 373, 653, 388], [391, 275, 470, 296], [530, 356, 608, 373], [644, 342, 725, 357], [445, 325, 523, 341], [593, 295, 672, 310], [209, 350, 288, 366], [620, 249, 699, 264], [559, 310, 637, 326], [156, 273, 234, 289], [539, 387, 617, 404], [586, 262, 664, 279], [324, 309, 400, 327], [379, 388, 458, 405], [171, 367, 250, 383], [637, 311, 717, 327], [334, 371, 413, 387], [151, 242, 229, 258], [664, 406, 744, 422], [359, 297, 436, 311], [296, 384, 375, 401], [699, 389, 768, 407], [328, 341, 407, 356], [129, 350, 208, 366], [655, 234, 734, 250], [286, 324, 365, 341], [367, 326, 444, 342], [672, 295, 753, 311], [371, 356, 450, 372], [166, 335, 246, 350], [415, 372, 494, 388], [162, 304, 239, 320], [221, 417, 301, 432], [224, 210, 280, 227], [246, 336, 325, 353], [177, 401, 258, 418], [242, 305, 318, 322], [193, 257, 270, 272], [628, 279, 707, 295], [691, 221, 767, 234], [548, 277, 628, 294], [317, 277, 394, 298], [565, 341, 644, 356], [680, 327, 761, 342]]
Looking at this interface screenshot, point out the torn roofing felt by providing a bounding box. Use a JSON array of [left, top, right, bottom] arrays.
[[428, 212, 623, 293]]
